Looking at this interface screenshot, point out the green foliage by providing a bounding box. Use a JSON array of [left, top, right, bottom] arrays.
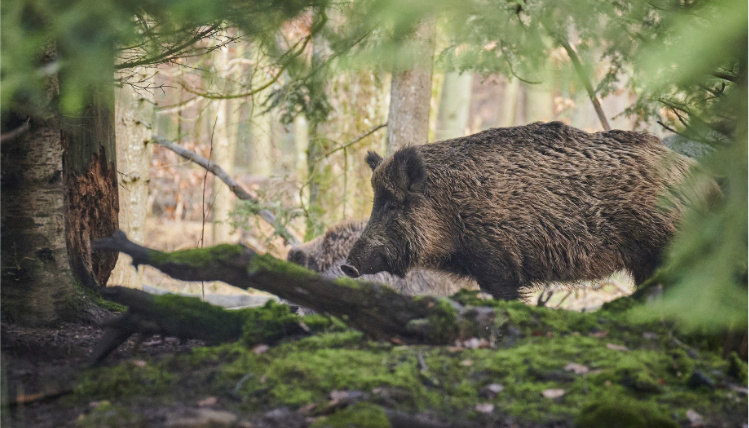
[[629, 0, 747, 331], [1, 0, 327, 115]]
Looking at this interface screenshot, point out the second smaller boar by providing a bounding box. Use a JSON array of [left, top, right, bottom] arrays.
[[287, 220, 479, 296]]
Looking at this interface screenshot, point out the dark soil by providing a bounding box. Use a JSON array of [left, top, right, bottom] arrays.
[[2, 321, 203, 427]]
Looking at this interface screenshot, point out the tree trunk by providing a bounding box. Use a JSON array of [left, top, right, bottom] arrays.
[[62, 81, 119, 291], [249, 49, 273, 178], [435, 71, 473, 141], [386, 19, 436, 154], [211, 42, 237, 244], [108, 67, 155, 288], [525, 82, 554, 123], [1, 46, 112, 325], [499, 78, 520, 127]]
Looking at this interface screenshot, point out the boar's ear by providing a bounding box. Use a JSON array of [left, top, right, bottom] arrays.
[[365, 151, 383, 171], [396, 147, 426, 194]]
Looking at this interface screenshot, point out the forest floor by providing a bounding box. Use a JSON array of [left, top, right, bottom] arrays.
[[2, 293, 747, 428]]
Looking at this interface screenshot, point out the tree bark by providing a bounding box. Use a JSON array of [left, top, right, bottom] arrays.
[[435, 72, 473, 141], [386, 19, 436, 154], [62, 82, 119, 291], [211, 41, 237, 244], [1, 46, 111, 325], [499, 78, 520, 127], [93, 232, 498, 346], [108, 67, 154, 288]]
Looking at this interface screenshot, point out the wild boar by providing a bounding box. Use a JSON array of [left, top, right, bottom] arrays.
[[342, 121, 702, 299]]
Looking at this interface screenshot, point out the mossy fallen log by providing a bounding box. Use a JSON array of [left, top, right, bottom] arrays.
[[92, 231, 499, 358]]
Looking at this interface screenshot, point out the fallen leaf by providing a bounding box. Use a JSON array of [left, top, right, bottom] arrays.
[[606, 343, 628, 352], [131, 360, 147, 368], [642, 332, 658, 340], [463, 338, 481, 349], [564, 363, 589, 374], [253, 344, 269, 355], [297, 403, 317, 414], [479, 383, 504, 398], [460, 359, 473, 366], [590, 331, 609, 338], [686, 409, 705, 427], [198, 396, 218, 407], [542, 388, 565, 398], [475, 403, 495, 413]]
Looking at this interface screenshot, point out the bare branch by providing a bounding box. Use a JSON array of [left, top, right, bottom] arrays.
[[152, 136, 301, 245], [555, 38, 611, 131], [0, 118, 30, 144]]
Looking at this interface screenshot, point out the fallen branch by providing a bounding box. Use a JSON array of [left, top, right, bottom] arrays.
[[152, 137, 300, 245], [93, 231, 498, 349]]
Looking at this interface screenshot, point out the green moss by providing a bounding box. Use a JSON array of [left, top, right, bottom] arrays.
[[247, 253, 314, 278], [422, 297, 458, 343], [310, 402, 390, 428], [67, 288, 745, 426], [241, 300, 304, 346], [76, 362, 174, 399], [77, 284, 127, 313], [149, 244, 244, 267], [727, 352, 748, 382], [153, 294, 243, 343], [574, 397, 679, 428], [75, 401, 144, 428]]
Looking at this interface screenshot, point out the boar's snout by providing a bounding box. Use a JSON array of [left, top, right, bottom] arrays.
[[340, 264, 360, 278], [344, 247, 392, 277]]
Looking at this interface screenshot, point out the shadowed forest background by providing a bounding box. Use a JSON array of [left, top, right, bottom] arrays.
[[1, 0, 747, 426]]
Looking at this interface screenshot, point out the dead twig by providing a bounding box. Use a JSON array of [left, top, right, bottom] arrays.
[[152, 136, 301, 245]]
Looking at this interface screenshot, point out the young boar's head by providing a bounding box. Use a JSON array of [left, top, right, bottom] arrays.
[[342, 147, 451, 278]]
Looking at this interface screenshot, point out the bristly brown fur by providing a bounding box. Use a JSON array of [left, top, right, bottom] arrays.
[[346, 121, 713, 300]]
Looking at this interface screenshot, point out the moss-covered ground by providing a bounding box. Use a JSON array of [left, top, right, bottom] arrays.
[[71, 292, 747, 427]]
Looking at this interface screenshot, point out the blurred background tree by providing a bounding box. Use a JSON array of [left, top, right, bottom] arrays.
[[1, 0, 745, 331]]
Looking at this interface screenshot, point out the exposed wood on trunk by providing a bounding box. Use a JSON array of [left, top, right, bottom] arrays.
[[386, 19, 437, 154], [93, 231, 498, 349], [62, 85, 119, 289]]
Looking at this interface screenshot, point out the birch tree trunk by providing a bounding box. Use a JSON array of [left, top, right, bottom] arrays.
[[1, 46, 112, 324], [108, 67, 155, 288], [499, 78, 520, 127], [386, 19, 437, 154], [249, 49, 273, 178], [435, 71, 473, 140], [211, 43, 237, 244]]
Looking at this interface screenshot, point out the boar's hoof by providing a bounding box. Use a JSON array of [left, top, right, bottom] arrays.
[[341, 264, 360, 278]]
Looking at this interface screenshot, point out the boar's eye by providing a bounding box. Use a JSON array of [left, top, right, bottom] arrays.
[[383, 200, 398, 213]]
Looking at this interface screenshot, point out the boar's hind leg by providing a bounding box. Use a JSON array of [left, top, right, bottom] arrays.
[[474, 272, 522, 300]]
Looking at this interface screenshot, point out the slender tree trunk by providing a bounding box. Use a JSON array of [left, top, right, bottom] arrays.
[[293, 114, 309, 181], [108, 67, 155, 288], [435, 71, 473, 140], [386, 19, 436, 154], [211, 42, 237, 244], [249, 48, 273, 177], [525, 82, 554, 123], [1, 46, 112, 325], [499, 78, 520, 127]]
